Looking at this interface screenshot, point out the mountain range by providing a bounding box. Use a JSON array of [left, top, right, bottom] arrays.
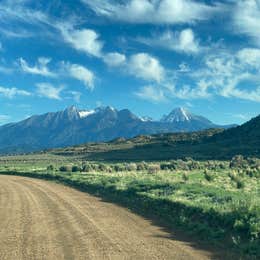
[[56, 114, 259, 161], [0, 106, 236, 154]]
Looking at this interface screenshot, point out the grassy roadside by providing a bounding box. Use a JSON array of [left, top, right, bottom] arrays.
[[1, 169, 259, 258]]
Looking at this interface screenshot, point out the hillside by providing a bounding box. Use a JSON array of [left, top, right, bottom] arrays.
[[49, 115, 260, 161]]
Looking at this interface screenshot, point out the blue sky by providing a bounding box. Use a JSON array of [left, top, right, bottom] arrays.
[[0, 0, 260, 125]]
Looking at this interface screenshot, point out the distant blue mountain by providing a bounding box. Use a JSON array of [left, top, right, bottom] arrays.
[[0, 106, 237, 154]]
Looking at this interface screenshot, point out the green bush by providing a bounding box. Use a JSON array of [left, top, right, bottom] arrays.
[[47, 165, 54, 171], [125, 163, 137, 171], [72, 165, 81, 172], [82, 163, 93, 172], [113, 164, 124, 172], [235, 178, 245, 189], [230, 155, 247, 169], [137, 162, 148, 171], [204, 170, 214, 182], [59, 165, 71, 172], [98, 163, 108, 172], [106, 165, 113, 173], [147, 164, 160, 174], [175, 160, 189, 171]]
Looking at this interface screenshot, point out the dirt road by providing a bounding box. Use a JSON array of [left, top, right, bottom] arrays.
[[0, 175, 217, 260]]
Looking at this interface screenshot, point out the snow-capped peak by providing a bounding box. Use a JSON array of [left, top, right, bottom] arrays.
[[79, 110, 95, 118], [139, 116, 153, 122], [179, 107, 190, 121], [161, 107, 192, 122]]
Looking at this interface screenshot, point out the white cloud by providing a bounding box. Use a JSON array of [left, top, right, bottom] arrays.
[[103, 52, 166, 84], [233, 0, 260, 46], [65, 63, 95, 90], [19, 59, 95, 90], [139, 29, 200, 54], [177, 29, 200, 53], [237, 48, 260, 68], [189, 49, 260, 102], [0, 86, 31, 98], [170, 83, 211, 100], [36, 83, 63, 100], [103, 52, 126, 67], [82, 0, 224, 24], [19, 57, 56, 77], [0, 0, 107, 58], [135, 85, 166, 102], [135, 47, 260, 103], [0, 0, 55, 38], [0, 0, 106, 59], [127, 53, 165, 82], [60, 27, 103, 57]]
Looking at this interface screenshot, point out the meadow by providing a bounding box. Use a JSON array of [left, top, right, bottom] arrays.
[[0, 154, 259, 257]]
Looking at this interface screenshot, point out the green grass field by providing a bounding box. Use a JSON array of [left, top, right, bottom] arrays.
[[0, 154, 260, 257]]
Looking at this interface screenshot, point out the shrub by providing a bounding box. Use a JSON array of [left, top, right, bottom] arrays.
[[230, 155, 247, 169], [47, 165, 54, 171], [204, 170, 214, 182], [246, 168, 260, 178], [182, 172, 189, 182], [59, 165, 71, 172], [228, 171, 237, 181], [106, 165, 113, 173], [125, 163, 137, 172], [82, 163, 93, 172], [91, 164, 99, 171], [72, 165, 81, 172], [187, 160, 200, 170], [98, 163, 108, 172], [113, 164, 124, 172], [175, 160, 189, 171], [160, 163, 169, 170], [219, 163, 226, 170], [237, 169, 245, 178], [137, 162, 148, 171], [147, 164, 160, 174], [236, 178, 245, 189], [161, 162, 176, 170]]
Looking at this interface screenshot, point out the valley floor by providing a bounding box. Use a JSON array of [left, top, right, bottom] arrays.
[[0, 154, 259, 258]]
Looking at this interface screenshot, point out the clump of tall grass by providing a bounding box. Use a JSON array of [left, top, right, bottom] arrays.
[[204, 169, 214, 182], [228, 171, 245, 189], [182, 172, 189, 182]]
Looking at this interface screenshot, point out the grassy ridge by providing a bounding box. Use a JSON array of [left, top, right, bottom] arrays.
[[1, 161, 259, 258]]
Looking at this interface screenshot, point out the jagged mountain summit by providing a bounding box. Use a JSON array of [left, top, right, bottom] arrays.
[[161, 107, 193, 122], [161, 107, 212, 123], [0, 106, 236, 154], [160, 107, 217, 130]]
